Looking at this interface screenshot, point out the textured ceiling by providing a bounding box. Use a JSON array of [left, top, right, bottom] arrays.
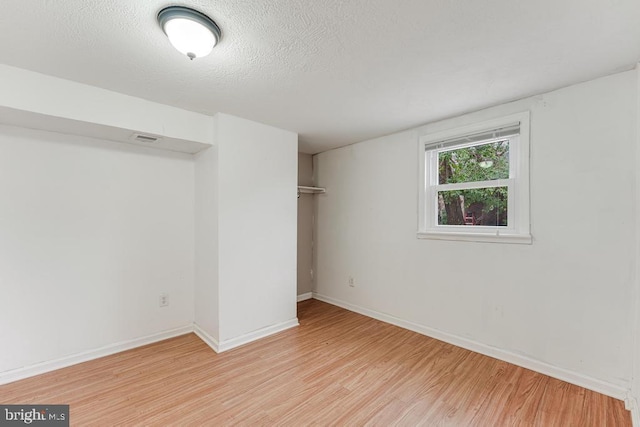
[[1, 0, 639, 153]]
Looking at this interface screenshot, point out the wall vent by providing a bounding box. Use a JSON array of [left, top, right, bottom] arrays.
[[131, 133, 161, 143]]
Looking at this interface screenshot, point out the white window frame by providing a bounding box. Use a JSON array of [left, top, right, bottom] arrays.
[[417, 112, 531, 244]]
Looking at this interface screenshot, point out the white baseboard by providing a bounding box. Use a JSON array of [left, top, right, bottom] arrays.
[[218, 318, 299, 352], [297, 292, 313, 302], [0, 324, 193, 386], [1, 316, 301, 384], [312, 292, 628, 401], [193, 323, 220, 353]]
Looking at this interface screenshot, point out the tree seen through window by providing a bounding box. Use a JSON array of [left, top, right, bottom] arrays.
[[437, 141, 509, 226]]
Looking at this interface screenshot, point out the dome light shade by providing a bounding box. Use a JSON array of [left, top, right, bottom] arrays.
[[157, 6, 221, 60]]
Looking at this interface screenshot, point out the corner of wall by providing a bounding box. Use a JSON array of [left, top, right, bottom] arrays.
[[626, 393, 640, 426], [193, 323, 220, 353], [193, 119, 219, 342], [631, 63, 640, 420]]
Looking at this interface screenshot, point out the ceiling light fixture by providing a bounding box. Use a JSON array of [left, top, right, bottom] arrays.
[[157, 6, 222, 60]]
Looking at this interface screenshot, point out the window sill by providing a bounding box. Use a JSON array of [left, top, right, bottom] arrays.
[[417, 231, 532, 244]]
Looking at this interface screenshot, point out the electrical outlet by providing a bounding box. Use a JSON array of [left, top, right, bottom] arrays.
[[159, 293, 169, 307], [348, 276, 355, 287]]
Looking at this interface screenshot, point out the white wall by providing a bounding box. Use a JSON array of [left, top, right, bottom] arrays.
[[217, 114, 298, 342], [0, 125, 195, 373], [194, 144, 219, 341], [314, 70, 637, 394], [0, 65, 299, 376]]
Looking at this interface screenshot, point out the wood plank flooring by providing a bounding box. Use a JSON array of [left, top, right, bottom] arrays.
[[0, 300, 631, 426]]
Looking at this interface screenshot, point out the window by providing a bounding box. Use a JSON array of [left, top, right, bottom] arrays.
[[418, 112, 531, 243]]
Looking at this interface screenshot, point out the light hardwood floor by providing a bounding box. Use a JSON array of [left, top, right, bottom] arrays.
[[0, 300, 631, 426]]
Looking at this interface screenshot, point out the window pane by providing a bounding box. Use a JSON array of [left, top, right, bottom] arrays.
[[437, 187, 508, 226], [438, 140, 509, 184]]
